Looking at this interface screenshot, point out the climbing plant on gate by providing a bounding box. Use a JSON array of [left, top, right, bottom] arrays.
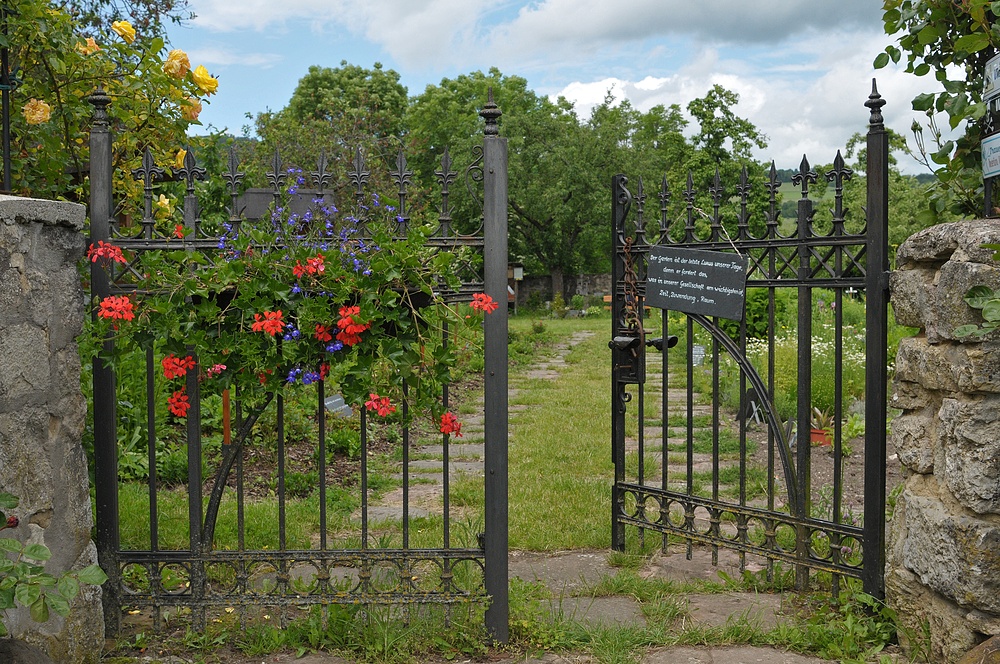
[[84, 172, 497, 432]]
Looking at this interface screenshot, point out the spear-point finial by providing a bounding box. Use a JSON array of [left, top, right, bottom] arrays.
[[480, 86, 502, 136], [865, 78, 885, 127]]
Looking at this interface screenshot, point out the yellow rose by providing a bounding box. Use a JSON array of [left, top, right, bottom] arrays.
[[75, 37, 100, 55], [111, 20, 135, 44], [180, 97, 202, 122], [191, 65, 218, 95], [163, 49, 190, 79], [155, 194, 174, 218], [22, 99, 51, 125], [174, 149, 187, 170]]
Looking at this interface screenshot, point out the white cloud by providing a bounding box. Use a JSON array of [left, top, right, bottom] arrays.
[[187, 47, 279, 68], [190, 0, 488, 68], [487, 0, 880, 63], [552, 29, 944, 173]]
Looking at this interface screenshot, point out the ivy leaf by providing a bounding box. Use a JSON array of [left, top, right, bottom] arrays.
[[964, 285, 994, 309]]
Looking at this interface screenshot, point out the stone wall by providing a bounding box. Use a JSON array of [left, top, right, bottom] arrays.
[[888, 220, 1000, 662], [517, 273, 612, 307], [0, 196, 103, 662]]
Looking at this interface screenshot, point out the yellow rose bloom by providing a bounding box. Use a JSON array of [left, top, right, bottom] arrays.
[[174, 149, 187, 170], [75, 37, 100, 55], [163, 49, 190, 79], [181, 97, 202, 122], [155, 194, 174, 218], [111, 20, 135, 44], [191, 65, 218, 95], [22, 99, 51, 125]]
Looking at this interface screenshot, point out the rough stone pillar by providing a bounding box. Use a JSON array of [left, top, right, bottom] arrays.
[[888, 220, 1000, 662], [0, 195, 103, 663]]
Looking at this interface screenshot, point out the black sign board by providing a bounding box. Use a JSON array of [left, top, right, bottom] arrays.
[[645, 246, 747, 321]]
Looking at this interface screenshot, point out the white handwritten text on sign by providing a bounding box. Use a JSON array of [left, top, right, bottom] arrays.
[[645, 246, 747, 321]]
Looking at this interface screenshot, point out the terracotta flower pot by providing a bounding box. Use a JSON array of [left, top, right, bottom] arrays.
[[810, 427, 832, 446]]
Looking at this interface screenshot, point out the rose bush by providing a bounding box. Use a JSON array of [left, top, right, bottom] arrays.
[[6, 2, 216, 206]]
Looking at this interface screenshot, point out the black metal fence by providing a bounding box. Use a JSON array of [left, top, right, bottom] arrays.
[[88, 91, 509, 639], [610, 82, 889, 597]]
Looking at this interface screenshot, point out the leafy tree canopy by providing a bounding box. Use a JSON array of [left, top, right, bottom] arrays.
[[875, 0, 998, 219]]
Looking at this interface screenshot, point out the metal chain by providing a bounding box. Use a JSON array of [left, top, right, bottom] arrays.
[[622, 237, 643, 343]]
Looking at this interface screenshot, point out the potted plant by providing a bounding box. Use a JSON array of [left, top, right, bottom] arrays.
[[0, 492, 107, 663], [810, 407, 834, 446]]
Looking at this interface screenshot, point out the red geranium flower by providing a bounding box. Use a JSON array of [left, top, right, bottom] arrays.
[[251, 310, 284, 335], [314, 324, 333, 342], [162, 354, 196, 379], [336, 305, 369, 346], [471, 292, 499, 314], [364, 392, 396, 417], [439, 412, 462, 437], [174, 224, 185, 239], [97, 295, 135, 322], [168, 389, 190, 417], [86, 240, 127, 266]]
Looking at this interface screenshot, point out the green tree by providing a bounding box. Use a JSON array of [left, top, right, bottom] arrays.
[[875, 0, 998, 219], [59, 0, 193, 37], [249, 62, 409, 198]]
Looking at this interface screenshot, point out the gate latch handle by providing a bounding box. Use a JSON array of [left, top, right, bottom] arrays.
[[645, 335, 679, 352], [609, 336, 641, 352]]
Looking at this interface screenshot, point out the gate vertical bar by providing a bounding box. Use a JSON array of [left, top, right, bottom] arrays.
[[610, 174, 629, 552], [481, 91, 509, 643], [863, 80, 889, 599], [88, 87, 121, 635], [794, 158, 815, 590]]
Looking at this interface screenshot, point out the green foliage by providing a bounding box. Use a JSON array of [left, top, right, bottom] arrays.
[[876, 0, 997, 219], [248, 62, 409, 201], [954, 282, 1000, 337], [84, 184, 493, 426], [0, 492, 108, 637]]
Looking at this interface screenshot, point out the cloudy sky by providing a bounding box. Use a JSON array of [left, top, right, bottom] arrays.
[[171, 0, 942, 173]]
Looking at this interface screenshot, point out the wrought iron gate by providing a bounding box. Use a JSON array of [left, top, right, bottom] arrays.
[[88, 91, 509, 639], [610, 82, 889, 597]]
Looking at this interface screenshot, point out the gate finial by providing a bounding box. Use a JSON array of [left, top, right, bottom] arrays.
[[865, 79, 885, 127], [480, 87, 502, 136], [88, 86, 111, 126]]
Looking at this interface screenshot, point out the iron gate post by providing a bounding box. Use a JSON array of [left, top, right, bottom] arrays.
[[863, 80, 889, 600], [610, 174, 629, 552], [481, 92, 510, 643], [88, 87, 121, 636]]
